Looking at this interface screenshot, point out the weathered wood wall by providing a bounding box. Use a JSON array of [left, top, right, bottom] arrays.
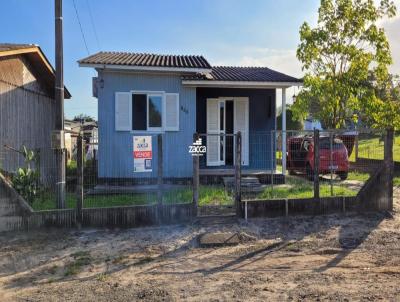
[[0, 54, 57, 185]]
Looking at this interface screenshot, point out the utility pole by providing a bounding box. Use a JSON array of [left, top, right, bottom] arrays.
[[55, 0, 66, 208]]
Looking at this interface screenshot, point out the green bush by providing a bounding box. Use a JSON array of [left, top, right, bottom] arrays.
[[11, 146, 41, 204]]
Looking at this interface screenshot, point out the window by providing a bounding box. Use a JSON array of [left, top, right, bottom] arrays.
[[115, 91, 179, 132], [131, 92, 163, 131], [132, 94, 147, 130], [148, 95, 162, 129]]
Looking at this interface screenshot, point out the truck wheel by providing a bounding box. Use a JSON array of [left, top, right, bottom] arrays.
[[338, 172, 348, 181]]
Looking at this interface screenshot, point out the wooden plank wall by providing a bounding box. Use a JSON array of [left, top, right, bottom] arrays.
[[0, 55, 57, 185]]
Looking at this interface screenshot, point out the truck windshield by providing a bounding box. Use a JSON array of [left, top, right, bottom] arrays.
[[319, 138, 344, 150]]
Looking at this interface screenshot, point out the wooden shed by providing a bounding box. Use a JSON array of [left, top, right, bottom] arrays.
[[0, 43, 71, 184]]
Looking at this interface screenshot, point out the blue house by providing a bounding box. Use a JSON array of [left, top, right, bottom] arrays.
[[78, 51, 302, 182]]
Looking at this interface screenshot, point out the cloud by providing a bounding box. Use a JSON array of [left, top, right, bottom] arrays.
[[381, 16, 400, 74], [239, 50, 302, 77]]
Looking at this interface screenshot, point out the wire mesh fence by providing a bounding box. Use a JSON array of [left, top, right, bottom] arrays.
[[241, 129, 388, 201], [0, 128, 395, 214]]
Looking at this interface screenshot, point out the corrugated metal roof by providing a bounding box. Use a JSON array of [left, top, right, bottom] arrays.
[[78, 51, 212, 69], [183, 66, 302, 83]]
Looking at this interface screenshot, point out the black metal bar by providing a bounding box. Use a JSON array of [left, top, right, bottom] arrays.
[[76, 135, 84, 227], [314, 129, 320, 200], [192, 133, 199, 217], [235, 132, 242, 216]]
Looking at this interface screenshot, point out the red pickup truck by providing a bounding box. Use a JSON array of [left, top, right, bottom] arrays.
[[286, 135, 349, 180]]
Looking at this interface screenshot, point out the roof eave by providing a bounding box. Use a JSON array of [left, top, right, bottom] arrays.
[[181, 80, 303, 88], [78, 62, 212, 74], [0, 46, 72, 99]]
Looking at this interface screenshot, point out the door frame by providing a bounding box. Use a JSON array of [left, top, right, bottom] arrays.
[[206, 97, 249, 167]]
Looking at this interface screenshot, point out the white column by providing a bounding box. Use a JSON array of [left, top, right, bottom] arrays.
[[281, 87, 287, 175]]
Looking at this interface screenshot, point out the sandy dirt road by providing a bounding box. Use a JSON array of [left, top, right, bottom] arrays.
[[0, 189, 399, 301]]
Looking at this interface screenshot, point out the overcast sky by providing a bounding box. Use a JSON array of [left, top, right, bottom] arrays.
[[1, 0, 399, 119]]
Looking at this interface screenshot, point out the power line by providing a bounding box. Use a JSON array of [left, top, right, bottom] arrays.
[[86, 0, 101, 51], [72, 0, 90, 55]]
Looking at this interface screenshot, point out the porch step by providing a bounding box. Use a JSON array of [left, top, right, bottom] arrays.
[[222, 177, 264, 194], [194, 214, 238, 226], [198, 205, 236, 217]]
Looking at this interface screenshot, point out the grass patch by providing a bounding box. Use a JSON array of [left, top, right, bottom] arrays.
[[31, 186, 232, 210], [346, 171, 370, 182], [64, 251, 92, 276], [257, 176, 357, 199], [96, 273, 109, 282], [349, 134, 400, 162]]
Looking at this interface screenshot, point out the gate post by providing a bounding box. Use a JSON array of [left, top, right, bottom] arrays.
[[313, 129, 320, 202], [76, 134, 84, 227], [235, 132, 242, 217], [384, 129, 394, 211], [157, 134, 163, 224], [192, 133, 199, 217]]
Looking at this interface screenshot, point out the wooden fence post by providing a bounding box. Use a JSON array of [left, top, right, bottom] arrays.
[[157, 134, 163, 223], [235, 132, 242, 217], [76, 134, 84, 227], [384, 129, 394, 211], [192, 133, 199, 217], [313, 129, 320, 201], [354, 134, 359, 162]]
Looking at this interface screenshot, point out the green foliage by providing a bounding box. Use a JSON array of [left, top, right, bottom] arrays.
[[11, 146, 41, 204], [73, 113, 95, 122], [293, 0, 397, 129], [277, 106, 304, 130], [360, 74, 400, 129], [66, 160, 77, 176]]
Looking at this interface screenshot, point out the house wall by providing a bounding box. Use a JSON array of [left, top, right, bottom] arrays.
[[97, 71, 196, 179], [196, 87, 276, 170], [0, 55, 57, 185]]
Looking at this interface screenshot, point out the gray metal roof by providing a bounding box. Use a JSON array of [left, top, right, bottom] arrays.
[[78, 51, 212, 69], [183, 66, 302, 83]]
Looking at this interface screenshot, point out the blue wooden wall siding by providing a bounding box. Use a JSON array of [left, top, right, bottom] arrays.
[[196, 88, 276, 170], [97, 71, 196, 179]]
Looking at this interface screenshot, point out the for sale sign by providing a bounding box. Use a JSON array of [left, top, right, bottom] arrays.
[[133, 136, 152, 172]]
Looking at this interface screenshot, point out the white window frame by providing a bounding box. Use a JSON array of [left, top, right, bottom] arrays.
[[164, 93, 180, 131], [131, 90, 165, 133]]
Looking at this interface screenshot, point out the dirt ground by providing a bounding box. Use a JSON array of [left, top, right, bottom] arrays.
[[0, 189, 399, 301]]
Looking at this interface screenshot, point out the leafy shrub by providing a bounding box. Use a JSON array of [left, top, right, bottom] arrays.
[[11, 146, 40, 204]]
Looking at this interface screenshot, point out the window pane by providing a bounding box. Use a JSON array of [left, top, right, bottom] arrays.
[[148, 95, 162, 128], [132, 94, 147, 130]]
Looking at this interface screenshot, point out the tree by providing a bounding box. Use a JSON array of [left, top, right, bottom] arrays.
[[73, 113, 95, 123], [361, 74, 400, 129], [292, 0, 397, 129], [277, 105, 304, 130]]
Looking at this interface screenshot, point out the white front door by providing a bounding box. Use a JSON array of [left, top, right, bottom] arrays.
[[234, 97, 249, 166], [206, 99, 221, 166], [206, 97, 249, 166]]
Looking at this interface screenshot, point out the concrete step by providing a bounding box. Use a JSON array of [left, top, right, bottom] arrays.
[[223, 177, 264, 194], [198, 205, 235, 217], [195, 214, 238, 226]]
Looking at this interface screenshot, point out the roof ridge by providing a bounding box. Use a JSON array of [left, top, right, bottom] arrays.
[[90, 50, 208, 58]]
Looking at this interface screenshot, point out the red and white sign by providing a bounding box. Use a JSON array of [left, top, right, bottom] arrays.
[[133, 136, 152, 172]]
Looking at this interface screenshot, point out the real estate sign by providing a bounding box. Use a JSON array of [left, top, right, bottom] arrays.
[[133, 136, 152, 172]]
